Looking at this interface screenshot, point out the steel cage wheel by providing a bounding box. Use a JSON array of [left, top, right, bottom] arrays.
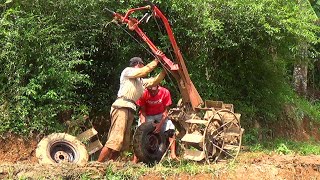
[[203, 109, 242, 163], [203, 117, 223, 163]]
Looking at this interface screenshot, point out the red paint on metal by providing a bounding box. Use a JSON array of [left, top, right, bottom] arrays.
[[112, 4, 203, 109]]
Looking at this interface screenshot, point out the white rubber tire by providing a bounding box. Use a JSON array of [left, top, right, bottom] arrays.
[[36, 133, 88, 165]]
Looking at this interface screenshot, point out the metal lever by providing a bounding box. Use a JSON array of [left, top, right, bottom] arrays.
[[104, 7, 115, 16], [144, 0, 155, 9], [139, 13, 152, 23], [145, 13, 152, 23]]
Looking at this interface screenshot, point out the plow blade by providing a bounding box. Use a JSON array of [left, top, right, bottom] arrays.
[[183, 149, 205, 161]]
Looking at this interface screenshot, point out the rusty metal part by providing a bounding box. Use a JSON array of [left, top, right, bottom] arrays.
[[173, 101, 243, 163], [106, 3, 244, 163], [204, 109, 243, 163], [77, 128, 103, 155], [50, 141, 78, 163], [36, 127, 102, 165]]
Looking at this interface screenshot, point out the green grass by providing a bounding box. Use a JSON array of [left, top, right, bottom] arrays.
[[293, 97, 320, 123], [78, 136, 320, 179], [247, 138, 320, 155], [90, 159, 229, 179], [81, 138, 320, 179]]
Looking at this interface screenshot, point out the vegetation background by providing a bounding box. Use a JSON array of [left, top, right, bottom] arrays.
[[0, 0, 319, 147]]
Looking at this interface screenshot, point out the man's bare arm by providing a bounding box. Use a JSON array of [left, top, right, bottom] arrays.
[[139, 106, 147, 124], [153, 107, 169, 133]]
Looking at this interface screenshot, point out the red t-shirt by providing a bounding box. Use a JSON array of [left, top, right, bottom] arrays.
[[137, 86, 172, 116]]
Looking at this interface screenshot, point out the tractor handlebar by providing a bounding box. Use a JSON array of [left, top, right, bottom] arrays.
[[104, 7, 115, 16]]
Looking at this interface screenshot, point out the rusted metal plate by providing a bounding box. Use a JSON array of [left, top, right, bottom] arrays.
[[87, 140, 103, 155], [181, 134, 203, 143], [204, 110, 214, 120], [185, 119, 208, 125], [183, 149, 205, 161], [76, 128, 98, 142], [222, 113, 236, 121], [223, 104, 234, 112], [213, 113, 222, 120], [194, 107, 214, 111], [205, 100, 223, 109]]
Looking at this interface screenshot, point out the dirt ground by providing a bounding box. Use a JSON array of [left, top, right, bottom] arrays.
[[0, 134, 320, 180], [0, 116, 320, 179]]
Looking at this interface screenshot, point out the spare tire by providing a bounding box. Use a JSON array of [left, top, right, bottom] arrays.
[[133, 121, 169, 164], [36, 133, 88, 165]]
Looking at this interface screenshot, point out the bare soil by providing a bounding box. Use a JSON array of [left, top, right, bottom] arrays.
[[0, 135, 319, 179], [0, 117, 320, 179]]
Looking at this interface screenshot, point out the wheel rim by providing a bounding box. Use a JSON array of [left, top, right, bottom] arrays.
[[49, 141, 78, 163], [146, 133, 160, 153]]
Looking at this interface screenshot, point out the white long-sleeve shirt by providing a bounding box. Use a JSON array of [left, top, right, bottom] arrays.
[[111, 60, 165, 111]]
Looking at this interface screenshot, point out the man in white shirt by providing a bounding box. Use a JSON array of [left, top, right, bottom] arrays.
[[97, 57, 165, 162]]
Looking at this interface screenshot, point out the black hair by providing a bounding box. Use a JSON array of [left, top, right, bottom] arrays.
[[129, 57, 144, 67]]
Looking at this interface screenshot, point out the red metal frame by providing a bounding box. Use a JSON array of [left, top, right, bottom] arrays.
[[111, 4, 203, 109]]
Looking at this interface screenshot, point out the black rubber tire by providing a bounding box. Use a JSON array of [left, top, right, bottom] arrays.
[[36, 133, 88, 165], [133, 121, 169, 164]]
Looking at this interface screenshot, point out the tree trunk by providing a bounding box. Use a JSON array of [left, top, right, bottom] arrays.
[[293, 62, 308, 96]]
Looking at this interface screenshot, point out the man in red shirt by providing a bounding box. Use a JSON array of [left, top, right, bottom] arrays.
[[97, 57, 165, 162], [133, 85, 178, 163]]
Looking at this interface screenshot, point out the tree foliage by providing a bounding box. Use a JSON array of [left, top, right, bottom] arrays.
[[0, 0, 319, 135]]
